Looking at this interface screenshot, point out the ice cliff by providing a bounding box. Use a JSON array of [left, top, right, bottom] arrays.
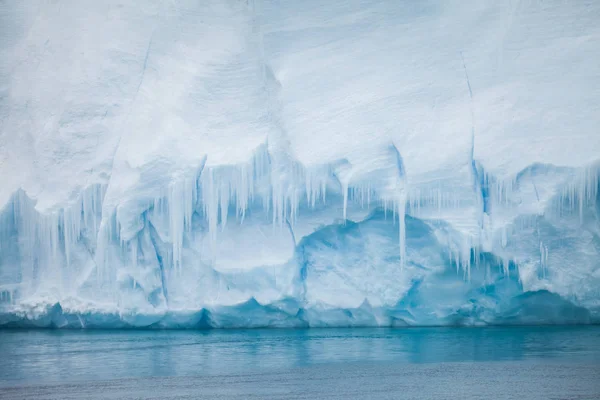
[[1, 0, 599, 328]]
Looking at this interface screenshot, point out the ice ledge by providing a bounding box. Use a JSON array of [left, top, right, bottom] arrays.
[[0, 290, 595, 329]]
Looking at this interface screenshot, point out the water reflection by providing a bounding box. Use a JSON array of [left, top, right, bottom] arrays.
[[1, 326, 599, 384]]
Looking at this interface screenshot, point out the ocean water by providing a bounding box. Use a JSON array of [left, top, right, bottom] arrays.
[[0, 326, 599, 399]]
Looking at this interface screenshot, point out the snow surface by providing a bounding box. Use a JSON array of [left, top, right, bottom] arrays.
[[0, 0, 599, 328]]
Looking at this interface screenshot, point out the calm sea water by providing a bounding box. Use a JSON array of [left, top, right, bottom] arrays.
[[0, 326, 599, 399]]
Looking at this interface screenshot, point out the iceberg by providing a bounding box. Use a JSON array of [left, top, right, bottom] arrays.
[[1, 0, 599, 328]]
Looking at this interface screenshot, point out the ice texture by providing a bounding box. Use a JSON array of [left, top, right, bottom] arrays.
[[1, 0, 599, 328]]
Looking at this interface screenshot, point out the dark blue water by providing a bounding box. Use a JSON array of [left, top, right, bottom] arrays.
[[1, 326, 599, 399]]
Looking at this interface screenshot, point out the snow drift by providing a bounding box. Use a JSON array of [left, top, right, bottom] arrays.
[[1, 0, 599, 328]]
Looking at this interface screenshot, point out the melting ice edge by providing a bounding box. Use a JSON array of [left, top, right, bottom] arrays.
[[1, 145, 599, 328]]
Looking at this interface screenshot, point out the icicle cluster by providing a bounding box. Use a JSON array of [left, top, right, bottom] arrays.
[[1, 143, 598, 305], [0, 185, 106, 300]]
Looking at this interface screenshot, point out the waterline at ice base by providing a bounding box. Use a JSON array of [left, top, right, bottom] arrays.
[[1, 0, 599, 328]]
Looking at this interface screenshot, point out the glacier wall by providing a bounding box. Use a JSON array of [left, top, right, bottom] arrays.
[[1, 0, 599, 327]]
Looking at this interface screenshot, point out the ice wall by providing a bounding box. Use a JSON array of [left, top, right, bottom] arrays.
[[1, 0, 599, 327]]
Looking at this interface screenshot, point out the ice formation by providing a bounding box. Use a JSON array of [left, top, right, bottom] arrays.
[[1, 0, 599, 328]]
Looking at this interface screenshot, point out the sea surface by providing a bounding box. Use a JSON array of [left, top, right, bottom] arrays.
[[0, 326, 599, 399]]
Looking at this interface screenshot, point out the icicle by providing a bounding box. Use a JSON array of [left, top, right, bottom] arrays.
[[290, 188, 299, 224], [131, 239, 138, 270], [168, 176, 194, 273], [397, 192, 406, 270], [342, 182, 348, 222], [503, 258, 510, 276], [219, 181, 229, 231], [539, 242, 549, 279], [461, 240, 472, 281], [382, 200, 387, 221], [305, 172, 311, 206], [202, 168, 219, 262]]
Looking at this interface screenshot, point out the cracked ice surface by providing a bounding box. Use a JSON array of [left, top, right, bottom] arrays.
[[0, 0, 599, 328]]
